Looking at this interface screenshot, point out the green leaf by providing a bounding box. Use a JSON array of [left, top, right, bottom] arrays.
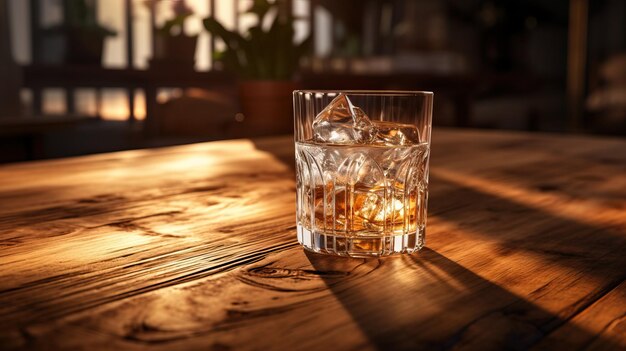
[[246, 0, 273, 24], [203, 17, 245, 51], [202, 3, 309, 80]]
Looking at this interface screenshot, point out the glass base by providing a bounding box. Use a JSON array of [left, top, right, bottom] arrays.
[[297, 225, 424, 258]]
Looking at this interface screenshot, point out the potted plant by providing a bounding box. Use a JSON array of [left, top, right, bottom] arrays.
[[147, 0, 198, 69], [203, 0, 311, 136], [43, 0, 116, 65]]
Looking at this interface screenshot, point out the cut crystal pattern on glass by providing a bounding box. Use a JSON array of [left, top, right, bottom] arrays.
[[297, 143, 429, 234]]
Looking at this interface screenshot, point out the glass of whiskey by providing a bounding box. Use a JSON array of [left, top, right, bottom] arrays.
[[294, 91, 433, 257]]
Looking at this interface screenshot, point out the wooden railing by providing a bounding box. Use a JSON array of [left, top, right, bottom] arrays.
[[24, 0, 313, 121]]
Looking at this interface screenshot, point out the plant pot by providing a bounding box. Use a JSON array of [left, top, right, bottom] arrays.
[[152, 35, 198, 69], [236, 80, 299, 137]]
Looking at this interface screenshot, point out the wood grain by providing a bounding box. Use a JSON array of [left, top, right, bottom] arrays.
[[0, 129, 624, 350]]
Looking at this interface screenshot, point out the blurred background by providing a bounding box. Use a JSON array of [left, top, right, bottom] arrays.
[[0, 0, 625, 163]]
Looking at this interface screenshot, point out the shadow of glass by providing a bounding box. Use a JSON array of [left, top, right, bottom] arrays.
[[251, 136, 625, 348], [429, 177, 626, 280], [304, 248, 608, 350]]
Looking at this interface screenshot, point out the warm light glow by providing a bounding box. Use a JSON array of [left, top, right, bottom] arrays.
[[99, 90, 147, 121], [100, 90, 130, 120], [134, 90, 147, 120], [42, 89, 66, 115], [5, 229, 154, 268], [155, 154, 217, 173], [430, 167, 626, 228]]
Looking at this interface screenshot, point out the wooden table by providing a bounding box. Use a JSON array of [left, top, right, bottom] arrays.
[[1, 129, 625, 350]]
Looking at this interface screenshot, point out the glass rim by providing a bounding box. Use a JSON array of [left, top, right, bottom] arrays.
[[293, 90, 434, 96]]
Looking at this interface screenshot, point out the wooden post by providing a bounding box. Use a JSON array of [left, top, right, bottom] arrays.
[[145, 0, 157, 125], [29, 0, 42, 115], [209, 0, 215, 69], [125, 0, 134, 68], [567, 0, 589, 132], [149, 0, 157, 62], [0, 0, 23, 118], [59, 0, 75, 115], [66, 88, 75, 115], [125, 0, 135, 121], [309, 0, 316, 56], [29, 0, 40, 63], [285, 0, 293, 19]]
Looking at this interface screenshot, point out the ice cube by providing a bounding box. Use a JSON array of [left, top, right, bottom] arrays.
[[312, 181, 419, 234], [312, 94, 375, 144], [371, 121, 421, 146]]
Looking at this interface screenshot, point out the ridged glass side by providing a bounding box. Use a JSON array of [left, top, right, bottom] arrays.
[[295, 141, 429, 257]]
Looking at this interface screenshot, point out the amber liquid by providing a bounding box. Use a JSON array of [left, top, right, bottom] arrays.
[[295, 141, 429, 256]]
